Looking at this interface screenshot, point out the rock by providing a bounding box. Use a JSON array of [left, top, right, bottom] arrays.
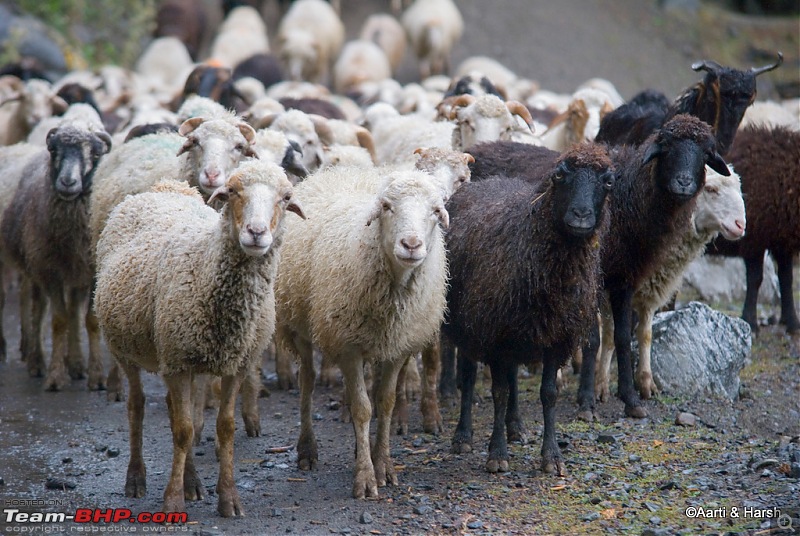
[[466, 520, 483, 529], [62, 457, 73, 464], [753, 458, 780, 471], [638, 302, 750, 400], [106, 447, 120, 458], [643, 501, 660, 512], [582, 512, 600, 521], [675, 412, 697, 427], [359, 511, 372, 524], [789, 463, 800, 478], [597, 432, 625, 444], [413, 505, 432, 515], [682, 255, 780, 306], [271, 508, 282, 517], [45, 477, 76, 490]]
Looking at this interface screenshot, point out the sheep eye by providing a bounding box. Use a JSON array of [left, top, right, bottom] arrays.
[[283, 192, 292, 202], [382, 201, 392, 212]]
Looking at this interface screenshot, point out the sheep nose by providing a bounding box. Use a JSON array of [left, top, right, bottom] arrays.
[[735, 220, 745, 232], [401, 237, 422, 252], [571, 207, 592, 219], [205, 169, 221, 182], [247, 223, 267, 240]]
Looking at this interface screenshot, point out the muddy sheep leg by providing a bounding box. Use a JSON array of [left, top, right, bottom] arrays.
[[24, 280, 47, 378], [486, 358, 511, 473], [420, 338, 444, 435], [540, 353, 565, 475], [577, 315, 600, 421], [216, 373, 244, 517], [44, 284, 69, 391], [340, 354, 378, 499], [391, 355, 410, 436], [85, 284, 105, 391], [65, 287, 86, 381], [505, 363, 528, 444], [123, 362, 146, 498], [438, 335, 457, 404], [295, 334, 318, 471], [240, 357, 262, 437], [609, 286, 647, 418], [773, 250, 800, 334], [162, 373, 193, 513], [450, 350, 477, 454], [373, 356, 404, 489]]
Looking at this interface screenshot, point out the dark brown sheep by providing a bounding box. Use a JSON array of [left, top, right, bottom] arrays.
[[442, 143, 615, 475], [154, 0, 208, 61]]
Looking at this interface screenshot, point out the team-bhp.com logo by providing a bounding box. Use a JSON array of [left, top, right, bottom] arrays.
[[4, 508, 188, 525]]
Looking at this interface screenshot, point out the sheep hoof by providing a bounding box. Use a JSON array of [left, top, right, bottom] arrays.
[[68, 364, 86, 380], [107, 388, 126, 402], [43, 373, 68, 392], [541, 458, 566, 477], [217, 488, 244, 517], [277, 375, 296, 391], [576, 409, 595, 422], [450, 440, 472, 454], [243, 417, 261, 438], [28, 365, 44, 378], [507, 422, 528, 444], [372, 454, 398, 487], [394, 422, 408, 436], [352, 469, 379, 499], [125, 471, 146, 499], [184, 472, 204, 501], [625, 404, 648, 419], [87, 375, 106, 392], [485, 458, 509, 473], [162, 494, 185, 515], [422, 415, 443, 435]]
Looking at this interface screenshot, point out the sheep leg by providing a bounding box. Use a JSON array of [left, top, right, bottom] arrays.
[[216, 373, 244, 517], [450, 353, 477, 454], [0, 262, 6, 362], [44, 286, 69, 391], [392, 356, 410, 436], [65, 287, 86, 381], [577, 317, 600, 421], [373, 356, 404, 488], [340, 355, 378, 499], [295, 336, 318, 471], [106, 361, 126, 402], [122, 362, 146, 498], [23, 279, 46, 377], [609, 287, 647, 418], [240, 357, 262, 437], [168, 384, 204, 502], [438, 335, 457, 404], [85, 286, 105, 391], [318, 349, 338, 387], [773, 250, 800, 334], [274, 343, 297, 390], [505, 363, 528, 444], [540, 354, 565, 476], [742, 254, 765, 334], [595, 305, 615, 403], [162, 373, 193, 513], [191, 374, 209, 446], [486, 359, 510, 473], [421, 339, 444, 435], [634, 304, 659, 400]]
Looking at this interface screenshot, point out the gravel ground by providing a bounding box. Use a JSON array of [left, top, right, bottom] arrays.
[[0, 1, 798, 535]]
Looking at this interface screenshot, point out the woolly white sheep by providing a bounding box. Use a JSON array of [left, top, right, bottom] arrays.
[[276, 0, 345, 84], [359, 14, 407, 76], [275, 166, 449, 498], [94, 161, 304, 517], [209, 6, 270, 69], [333, 39, 392, 96], [0, 78, 67, 146], [537, 88, 617, 152], [401, 0, 464, 79], [595, 165, 746, 401]]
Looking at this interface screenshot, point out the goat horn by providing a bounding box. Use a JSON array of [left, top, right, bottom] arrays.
[[356, 127, 377, 164], [691, 59, 724, 74], [749, 51, 783, 76], [506, 101, 534, 128], [445, 94, 476, 120]]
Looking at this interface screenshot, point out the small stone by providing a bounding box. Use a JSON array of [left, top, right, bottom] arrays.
[[274, 413, 283, 419], [675, 412, 697, 427], [413, 505, 432, 515], [339, 528, 351, 534], [62, 457, 73, 464], [359, 511, 372, 524], [597, 432, 624, 444], [466, 520, 483, 529], [590, 497, 602, 505], [195, 450, 205, 457], [412, 437, 425, 447], [45, 477, 76, 490], [95, 445, 108, 453], [582, 512, 600, 521], [313, 413, 324, 421], [628, 454, 642, 463], [658, 481, 679, 490], [276, 463, 289, 470], [271, 508, 282, 517], [789, 463, 800, 478], [583, 472, 598, 482], [0, 477, 5, 486], [753, 458, 780, 471], [643, 501, 660, 512], [328, 401, 341, 411], [106, 447, 120, 458], [649, 516, 661, 525]]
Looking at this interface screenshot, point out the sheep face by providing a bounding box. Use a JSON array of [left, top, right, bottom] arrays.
[[367, 174, 448, 273], [694, 166, 746, 241], [46, 126, 112, 201], [177, 117, 257, 194], [450, 95, 533, 151], [413, 147, 473, 201], [23, 80, 66, 129], [549, 155, 615, 239], [643, 115, 729, 200], [209, 162, 305, 257], [278, 31, 320, 82]]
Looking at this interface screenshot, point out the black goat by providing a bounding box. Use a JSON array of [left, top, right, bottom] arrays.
[[596, 53, 783, 155], [443, 143, 615, 475]]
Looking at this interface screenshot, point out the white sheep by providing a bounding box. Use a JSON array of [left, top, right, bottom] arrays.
[[94, 160, 305, 517], [359, 14, 407, 76], [537, 87, 617, 151], [739, 100, 800, 131], [595, 165, 747, 401], [134, 36, 194, 98], [401, 0, 464, 79], [276, 0, 345, 84], [26, 103, 105, 146], [333, 39, 392, 96], [275, 166, 449, 499], [0, 78, 67, 146], [209, 6, 270, 69], [257, 108, 329, 172]]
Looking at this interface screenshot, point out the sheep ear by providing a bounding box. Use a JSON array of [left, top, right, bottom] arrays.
[[464, 153, 475, 164], [179, 117, 205, 136], [46, 128, 58, 150], [238, 122, 256, 143], [207, 184, 232, 205], [706, 151, 731, 176], [436, 206, 450, 230], [287, 199, 306, 220], [642, 142, 662, 166], [365, 199, 382, 226], [176, 137, 196, 157], [51, 95, 69, 115]]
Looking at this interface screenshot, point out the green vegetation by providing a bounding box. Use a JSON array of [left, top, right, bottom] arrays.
[[5, 0, 157, 68]]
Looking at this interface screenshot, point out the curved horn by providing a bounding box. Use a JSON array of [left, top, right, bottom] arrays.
[[445, 94, 476, 120], [505, 100, 534, 127], [309, 115, 335, 146], [96, 131, 113, 153], [691, 59, 724, 74], [749, 51, 783, 77], [253, 113, 279, 130]]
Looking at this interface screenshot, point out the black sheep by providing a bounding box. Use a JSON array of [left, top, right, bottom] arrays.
[[596, 53, 783, 155], [707, 124, 800, 341], [232, 53, 284, 90], [577, 114, 731, 419], [442, 143, 615, 475], [154, 0, 208, 61]]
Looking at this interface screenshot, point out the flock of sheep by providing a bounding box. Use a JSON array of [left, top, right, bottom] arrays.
[[0, 0, 798, 519]]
